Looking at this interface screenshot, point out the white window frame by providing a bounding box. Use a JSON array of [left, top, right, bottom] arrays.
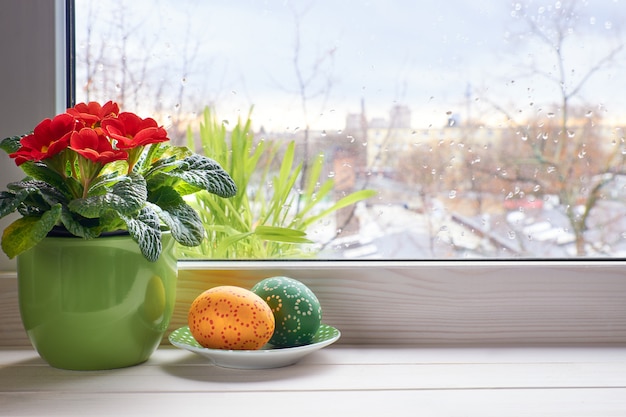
[[1, 0, 626, 345]]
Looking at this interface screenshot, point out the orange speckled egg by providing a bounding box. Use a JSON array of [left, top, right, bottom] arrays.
[[187, 286, 275, 350]]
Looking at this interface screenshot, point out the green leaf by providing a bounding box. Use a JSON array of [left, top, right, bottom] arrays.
[[142, 145, 192, 177], [253, 225, 313, 244], [302, 189, 378, 229], [168, 154, 238, 198], [278, 142, 297, 192], [19, 162, 71, 195], [144, 154, 180, 176], [8, 178, 62, 197], [3, 180, 67, 221], [69, 173, 147, 218], [0, 190, 29, 219], [88, 171, 128, 195], [298, 178, 334, 219], [59, 208, 98, 239], [305, 153, 325, 197], [137, 142, 169, 173], [10, 179, 68, 207], [1, 204, 62, 258], [148, 187, 205, 246], [213, 230, 255, 256], [120, 206, 162, 262], [0, 135, 23, 154]]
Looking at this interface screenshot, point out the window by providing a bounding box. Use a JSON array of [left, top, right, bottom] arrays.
[[73, 0, 626, 260], [1, 0, 626, 345]]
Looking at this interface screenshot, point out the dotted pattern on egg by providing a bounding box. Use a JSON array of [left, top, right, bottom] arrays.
[[251, 276, 322, 348], [187, 286, 275, 350]]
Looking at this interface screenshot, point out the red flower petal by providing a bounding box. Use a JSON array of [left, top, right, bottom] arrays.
[[70, 129, 128, 164], [68, 101, 121, 127], [8, 114, 75, 165]]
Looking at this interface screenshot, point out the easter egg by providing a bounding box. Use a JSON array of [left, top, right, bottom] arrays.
[[187, 286, 275, 350], [251, 276, 322, 348]]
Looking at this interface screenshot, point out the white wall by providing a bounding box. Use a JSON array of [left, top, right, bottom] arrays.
[[0, 1, 65, 272]]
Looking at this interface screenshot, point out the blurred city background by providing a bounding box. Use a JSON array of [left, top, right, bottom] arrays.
[[75, 0, 626, 259]]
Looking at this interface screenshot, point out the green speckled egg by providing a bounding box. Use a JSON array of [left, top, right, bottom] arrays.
[[251, 276, 322, 348]]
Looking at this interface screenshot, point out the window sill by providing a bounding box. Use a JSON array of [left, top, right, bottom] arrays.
[[2, 260, 626, 346], [2, 345, 626, 416]]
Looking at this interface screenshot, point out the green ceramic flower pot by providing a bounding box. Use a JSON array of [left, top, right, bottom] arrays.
[[16, 231, 177, 370]]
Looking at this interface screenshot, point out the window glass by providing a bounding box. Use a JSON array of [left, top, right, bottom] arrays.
[[74, 0, 626, 259]]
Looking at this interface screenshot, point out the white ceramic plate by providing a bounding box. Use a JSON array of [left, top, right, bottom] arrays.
[[168, 324, 340, 369]]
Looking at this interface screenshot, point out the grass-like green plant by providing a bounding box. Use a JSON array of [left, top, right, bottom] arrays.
[[176, 107, 376, 259]]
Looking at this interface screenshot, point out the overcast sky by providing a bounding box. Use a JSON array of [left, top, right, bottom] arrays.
[[75, 0, 626, 131]]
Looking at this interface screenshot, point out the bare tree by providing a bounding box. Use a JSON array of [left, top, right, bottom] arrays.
[[76, 1, 207, 144], [282, 4, 336, 211], [487, 0, 626, 255]]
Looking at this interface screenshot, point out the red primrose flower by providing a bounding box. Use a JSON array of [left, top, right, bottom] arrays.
[[9, 113, 77, 165], [9, 101, 169, 167]]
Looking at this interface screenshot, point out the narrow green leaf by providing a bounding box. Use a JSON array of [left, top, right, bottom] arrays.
[[254, 225, 309, 238], [253, 225, 313, 244], [278, 142, 296, 189], [214, 231, 255, 256], [1, 204, 62, 258], [302, 189, 378, 229], [305, 153, 325, 197], [255, 234, 312, 244], [261, 143, 301, 226], [298, 179, 334, 219]]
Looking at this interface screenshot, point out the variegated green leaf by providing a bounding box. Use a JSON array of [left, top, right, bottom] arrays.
[[120, 206, 162, 262], [1, 204, 62, 258], [148, 186, 205, 246], [168, 154, 237, 198], [0, 190, 29, 219], [0, 135, 22, 154], [19, 162, 71, 195], [68, 173, 147, 218]]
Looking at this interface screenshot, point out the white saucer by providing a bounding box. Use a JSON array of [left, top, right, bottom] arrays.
[[168, 324, 340, 369]]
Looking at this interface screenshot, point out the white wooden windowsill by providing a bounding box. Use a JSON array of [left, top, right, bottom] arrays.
[[2, 345, 626, 416]]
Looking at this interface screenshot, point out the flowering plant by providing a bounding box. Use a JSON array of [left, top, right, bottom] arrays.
[[0, 101, 237, 262]]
